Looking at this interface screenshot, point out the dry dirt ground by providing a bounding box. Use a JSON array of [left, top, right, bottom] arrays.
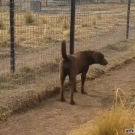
[[0, 4, 135, 135], [0, 60, 135, 135]]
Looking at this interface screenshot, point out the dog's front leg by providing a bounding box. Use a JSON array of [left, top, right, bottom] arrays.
[[81, 73, 87, 94]]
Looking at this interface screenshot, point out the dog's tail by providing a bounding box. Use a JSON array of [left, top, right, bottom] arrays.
[[61, 40, 69, 60]]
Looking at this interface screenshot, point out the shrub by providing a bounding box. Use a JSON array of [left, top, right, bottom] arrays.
[[25, 12, 35, 25]]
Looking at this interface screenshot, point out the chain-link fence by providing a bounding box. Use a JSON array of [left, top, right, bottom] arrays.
[[0, 0, 135, 73]]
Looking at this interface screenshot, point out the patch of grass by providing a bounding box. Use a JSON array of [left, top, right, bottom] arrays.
[[105, 42, 129, 52], [39, 62, 59, 74], [63, 29, 70, 37], [42, 18, 48, 24], [69, 106, 134, 135], [95, 107, 134, 135], [97, 14, 102, 20], [0, 106, 10, 121], [0, 19, 5, 30], [0, 106, 8, 114], [0, 66, 36, 86], [0, 83, 6, 90], [11, 68, 36, 85], [62, 21, 69, 30], [57, 15, 68, 23], [0, 83, 15, 90], [69, 82, 135, 135], [55, 58, 61, 63], [25, 12, 35, 25], [92, 19, 96, 26], [0, 40, 8, 48], [0, 4, 130, 49], [82, 24, 88, 27], [8, 80, 60, 112], [20, 66, 35, 74], [0, 62, 59, 87]]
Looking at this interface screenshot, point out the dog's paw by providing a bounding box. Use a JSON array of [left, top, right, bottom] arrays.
[[70, 100, 75, 105], [81, 91, 87, 94], [74, 89, 78, 92], [61, 98, 66, 102]]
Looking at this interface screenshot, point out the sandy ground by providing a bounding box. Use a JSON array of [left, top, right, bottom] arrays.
[[0, 5, 135, 134], [0, 59, 135, 135]]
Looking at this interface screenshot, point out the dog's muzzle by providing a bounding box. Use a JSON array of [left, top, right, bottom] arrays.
[[101, 59, 108, 65]]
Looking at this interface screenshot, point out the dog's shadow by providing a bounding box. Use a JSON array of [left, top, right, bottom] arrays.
[[56, 88, 114, 108], [77, 91, 114, 108]]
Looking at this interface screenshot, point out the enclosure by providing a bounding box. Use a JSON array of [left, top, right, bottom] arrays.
[[0, 0, 135, 124]]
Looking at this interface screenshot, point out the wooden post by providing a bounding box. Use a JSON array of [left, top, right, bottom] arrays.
[[10, 0, 15, 73], [126, 0, 131, 39], [46, 0, 47, 7], [0, 0, 2, 7], [70, 0, 76, 54]]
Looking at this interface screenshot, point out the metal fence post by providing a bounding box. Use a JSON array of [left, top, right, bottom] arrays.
[[0, 0, 2, 7], [70, 0, 76, 54], [10, 0, 15, 73], [126, 0, 131, 39]]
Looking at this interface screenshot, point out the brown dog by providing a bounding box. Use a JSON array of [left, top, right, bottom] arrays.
[[59, 41, 108, 104]]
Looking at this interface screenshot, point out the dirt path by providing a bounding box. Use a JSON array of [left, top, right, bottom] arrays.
[[0, 24, 135, 75], [0, 61, 135, 135]]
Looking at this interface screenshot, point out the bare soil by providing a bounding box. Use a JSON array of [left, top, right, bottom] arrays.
[[0, 59, 135, 135], [0, 4, 135, 134]]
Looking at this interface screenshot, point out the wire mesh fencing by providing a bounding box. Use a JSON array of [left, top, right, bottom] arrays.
[[0, 0, 135, 110], [0, 0, 135, 73]]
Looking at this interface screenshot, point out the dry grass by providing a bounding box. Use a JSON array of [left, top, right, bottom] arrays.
[[24, 12, 36, 25], [0, 105, 10, 121], [0, 39, 135, 121], [0, 4, 135, 121], [69, 106, 135, 135], [0, 4, 133, 50], [0, 61, 60, 117], [0, 19, 5, 30], [0, 61, 59, 86], [8, 80, 60, 112], [69, 88, 135, 135]]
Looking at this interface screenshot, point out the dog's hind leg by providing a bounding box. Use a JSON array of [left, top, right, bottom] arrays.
[[81, 73, 87, 94], [70, 76, 76, 105], [60, 73, 67, 102], [74, 83, 77, 92]]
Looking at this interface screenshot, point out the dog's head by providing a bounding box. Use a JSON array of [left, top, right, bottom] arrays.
[[91, 52, 108, 65]]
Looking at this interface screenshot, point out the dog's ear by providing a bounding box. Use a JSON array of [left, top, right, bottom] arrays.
[[91, 52, 100, 63]]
